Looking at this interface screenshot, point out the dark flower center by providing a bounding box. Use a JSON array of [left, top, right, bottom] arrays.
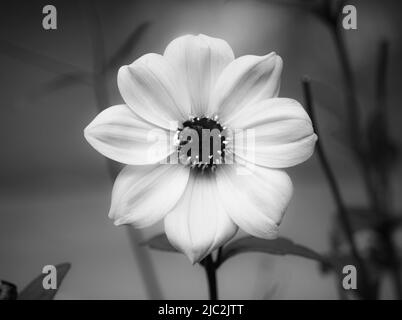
[[176, 116, 227, 172]]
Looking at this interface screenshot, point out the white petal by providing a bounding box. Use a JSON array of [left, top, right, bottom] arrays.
[[109, 164, 190, 228], [84, 104, 174, 165], [118, 53, 190, 130], [215, 164, 293, 239], [209, 52, 282, 119], [230, 98, 317, 168], [164, 34, 234, 117], [164, 172, 237, 263]]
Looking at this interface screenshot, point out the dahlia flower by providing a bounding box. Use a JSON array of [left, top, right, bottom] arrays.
[[84, 34, 317, 263]]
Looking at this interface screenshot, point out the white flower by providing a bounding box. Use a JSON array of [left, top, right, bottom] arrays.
[[84, 34, 317, 263]]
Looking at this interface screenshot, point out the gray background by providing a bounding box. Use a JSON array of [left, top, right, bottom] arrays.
[[1, 0, 401, 299]]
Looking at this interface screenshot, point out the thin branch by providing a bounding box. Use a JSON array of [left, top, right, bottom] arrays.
[[375, 40, 389, 119], [331, 16, 401, 299], [372, 39, 391, 209], [302, 77, 375, 299], [330, 17, 384, 229], [331, 29, 362, 156], [373, 40, 402, 299]]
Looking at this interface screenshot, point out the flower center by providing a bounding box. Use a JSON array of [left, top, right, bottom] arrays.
[[176, 116, 227, 173]]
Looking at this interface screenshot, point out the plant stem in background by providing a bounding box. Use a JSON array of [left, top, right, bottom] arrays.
[[330, 15, 402, 299], [247, 0, 402, 299], [372, 40, 402, 299], [302, 78, 376, 299], [375, 41, 388, 123], [331, 29, 361, 154], [84, 1, 163, 299], [373, 40, 391, 209], [330, 27, 380, 212]]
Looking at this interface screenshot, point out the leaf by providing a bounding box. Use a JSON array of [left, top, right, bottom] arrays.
[[43, 72, 92, 88], [103, 22, 151, 72], [334, 207, 401, 237], [17, 72, 92, 108], [142, 234, 178, 253], [0, 40, 84, 75], [220, 236, 331, 268], [0, 280, 18, 300], [18, 263, 71, 300]]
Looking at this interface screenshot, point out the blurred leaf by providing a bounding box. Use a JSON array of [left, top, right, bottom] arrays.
[[0, 40, 84, 75], [220, 236, 331, 267], [103, 22, 151, 73], [45, 72, 92, 87], [366, 40, 399, 170], [18, 72, 92, 108], [344, 207, 377, 233], [339, 207, 401, 233], [229, 0, 315, 9], [0, 280, 18, 300], [143, 234, 178, 253], [366, 114, 398, 170], [18, 263, 71, 300]]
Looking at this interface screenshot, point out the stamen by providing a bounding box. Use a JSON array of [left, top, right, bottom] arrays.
[[176, 116, 227, 173]]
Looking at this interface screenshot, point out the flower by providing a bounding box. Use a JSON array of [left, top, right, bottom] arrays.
[[84, 34, 317, 263]]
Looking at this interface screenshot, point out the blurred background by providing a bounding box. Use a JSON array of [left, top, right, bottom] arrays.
[[0, 0, 401, 299]]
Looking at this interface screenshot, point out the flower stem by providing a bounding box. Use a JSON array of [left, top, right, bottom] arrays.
[[202, 255, 218, 300]]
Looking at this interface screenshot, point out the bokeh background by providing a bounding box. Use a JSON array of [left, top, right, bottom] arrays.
[[1, 0, 401, 299]]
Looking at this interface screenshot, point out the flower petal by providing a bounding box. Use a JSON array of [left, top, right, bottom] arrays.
[[118, 53, 190, 130], [84, 104, 174, 165], [164, 34, 234, 117], [215, 164, 293, 239], [230, 98, 317, 168], [164, 172, 238, 263], [109, 164, 190, 228], [209, 52, 282, 119]]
